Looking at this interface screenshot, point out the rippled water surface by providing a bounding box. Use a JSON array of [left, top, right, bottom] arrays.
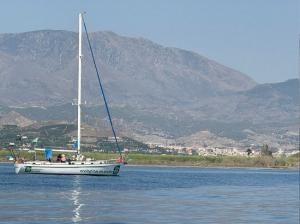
[[0, 164, 299, 224]]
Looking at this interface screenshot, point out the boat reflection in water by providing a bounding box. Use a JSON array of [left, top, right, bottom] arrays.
[[71, 176, 84, 223]]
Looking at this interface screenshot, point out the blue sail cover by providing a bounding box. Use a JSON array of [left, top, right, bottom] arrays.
[[45, 148, 53, 160], [72, 140, 78, 149]]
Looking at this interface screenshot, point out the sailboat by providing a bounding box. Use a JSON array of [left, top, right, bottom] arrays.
[[14, 13, 123, 176]]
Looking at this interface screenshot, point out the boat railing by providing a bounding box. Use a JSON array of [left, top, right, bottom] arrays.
[[17, 158, 118, 165]]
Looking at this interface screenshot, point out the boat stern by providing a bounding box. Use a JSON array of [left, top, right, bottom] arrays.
[[14, 163, 24, 174]]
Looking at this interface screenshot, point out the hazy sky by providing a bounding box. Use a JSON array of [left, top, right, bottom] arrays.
[[0, 0, 298, 83]]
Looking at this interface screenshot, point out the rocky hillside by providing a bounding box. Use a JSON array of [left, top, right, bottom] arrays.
[[0, 78, 297, 151], [0, 111, 35, 127], [0, 30, 298, 151]]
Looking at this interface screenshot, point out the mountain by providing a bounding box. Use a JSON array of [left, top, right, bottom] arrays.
[[0, 30, 256, 107], [235, 79, 299, 124], [0, 30, 298, 151], [0, 111, 34, 127]]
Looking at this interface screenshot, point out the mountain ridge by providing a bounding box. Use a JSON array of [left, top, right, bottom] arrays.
[[0, 30, 256, 107], [0, 30, 297, 151]]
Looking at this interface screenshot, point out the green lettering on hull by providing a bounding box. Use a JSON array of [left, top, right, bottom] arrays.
[[113, 165, 120, 175], [25, 166, 32, 173], [79, 166, 120, 175]]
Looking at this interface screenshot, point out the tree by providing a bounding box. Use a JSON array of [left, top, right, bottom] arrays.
[[261, 144, 272, 157], [246, 148, 252, 156]]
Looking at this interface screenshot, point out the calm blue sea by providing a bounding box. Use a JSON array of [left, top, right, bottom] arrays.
[[0, 164, 299, 224]]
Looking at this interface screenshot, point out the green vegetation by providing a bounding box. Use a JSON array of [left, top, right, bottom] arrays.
[[0, 125, 22, 148], [260, 144, 273, 156], [0, 124, 151, 152], [122, 153, 299, 168], [1, 150, 299, 168], [0, 124, 299, 168], [0, 124, 75, 148], [95, 137, 149, 152]]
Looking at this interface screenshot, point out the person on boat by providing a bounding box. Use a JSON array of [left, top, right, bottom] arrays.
[[61, 154, 67, 163], [116, 155, 124, 164], [71, 154, 76, 161], [56, 154, 62, 162], [45, 148, 53, 162]]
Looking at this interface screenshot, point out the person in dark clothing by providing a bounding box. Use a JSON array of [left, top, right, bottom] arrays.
[[56, 154, 62, 162]]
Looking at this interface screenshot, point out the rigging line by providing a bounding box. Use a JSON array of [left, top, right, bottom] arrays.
[[82, 16, 122, 156]]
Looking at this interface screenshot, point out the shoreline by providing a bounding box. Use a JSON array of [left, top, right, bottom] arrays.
[[0, 161, 298, 170], [1, 150, 299, 170], [125, 164, 299, 170]]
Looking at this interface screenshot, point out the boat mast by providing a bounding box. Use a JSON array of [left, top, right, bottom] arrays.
[[77, 13, 83, 156]]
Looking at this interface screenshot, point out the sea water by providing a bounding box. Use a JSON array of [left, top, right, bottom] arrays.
[[0, 164, 298, 224]]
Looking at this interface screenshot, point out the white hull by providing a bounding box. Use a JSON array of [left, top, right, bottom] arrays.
[[14, 161, 121, 176]]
